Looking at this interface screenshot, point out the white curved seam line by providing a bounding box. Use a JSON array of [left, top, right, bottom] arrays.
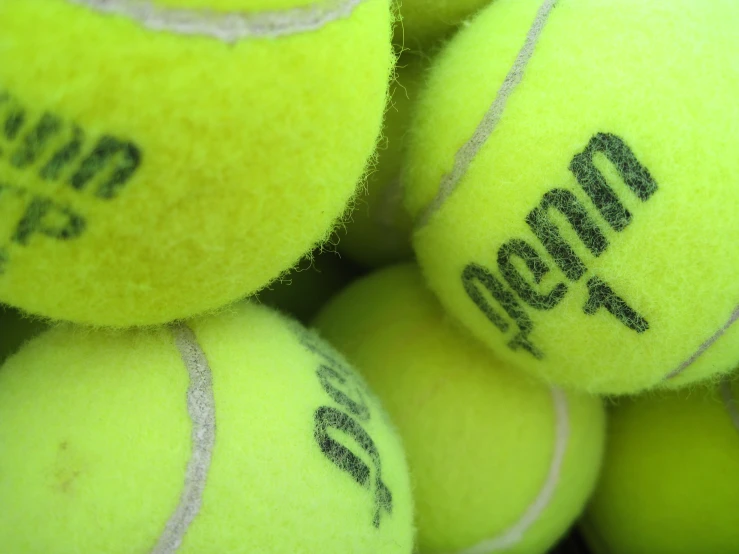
[[454, 387, 570, 554], [415, 0, 558, 230], [152, 324, 217, 554], [665, 304, 739, 380], [720, 377, 739, 435], [67, 0, 367, 42]]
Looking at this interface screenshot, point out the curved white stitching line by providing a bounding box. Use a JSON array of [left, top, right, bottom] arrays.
[[414, 0, 558, 230], [720, 377, 739, 435], [451, 387, 570, 554], [67, 0, 367, 42], [152, 324, 217, 554], [665, 305, 739, 380]]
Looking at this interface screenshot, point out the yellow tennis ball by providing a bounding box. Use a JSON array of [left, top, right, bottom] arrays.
[[395, 0, 493, 49], [403, 0, 739, 394], [315, 263, 605, 554], [337, 54, 423, 268], [0, 303, 413, 553], [0, 0, 393, 327], [581, 377, 739, 554]]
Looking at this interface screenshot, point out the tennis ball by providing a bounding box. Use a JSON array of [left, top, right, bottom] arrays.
[[581, 377, 739, 554], [255, 249, 354, 322], [403, 0, 739, 394], [337, 54, 423, 268], [395, 0, 493, 50], [0, 303, 413, 553], [315, 263, 605, 554], [0, 303, 47, 364], [0, 0, 393, 327]]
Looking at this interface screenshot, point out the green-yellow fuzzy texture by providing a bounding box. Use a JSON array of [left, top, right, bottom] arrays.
[[395, 0, 493, 50], [404, 0, 739, 394], [0, 0, 393, 327], [0, 304, 47, 364], [582, 378, 739, 554], [315, 264, 605, 554], [338, 54, 423, 268], [0, 303, 414, 553]]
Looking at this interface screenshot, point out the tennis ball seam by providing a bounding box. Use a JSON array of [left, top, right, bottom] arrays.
[[454, 386, 570, 554], [69, 0, 371, 41], [153, 324, 217, 554], [667, 306, 739, 380], [413, 0, 556, 230]]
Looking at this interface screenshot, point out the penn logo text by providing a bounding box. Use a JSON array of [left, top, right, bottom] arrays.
[[462, 133, 658, 359], [300, 333, 393, 529], [0, 90, 142, 272]]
